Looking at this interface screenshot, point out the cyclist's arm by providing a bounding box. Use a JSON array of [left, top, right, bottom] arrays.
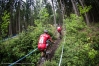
[[49, 37, 54, 43]]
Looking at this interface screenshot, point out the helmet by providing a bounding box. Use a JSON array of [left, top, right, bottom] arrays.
[[44, 30, 48, 33]]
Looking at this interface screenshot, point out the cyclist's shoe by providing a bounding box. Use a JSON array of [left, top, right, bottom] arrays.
[[41, 57, 46, 62], [53, 41, 55, 44]]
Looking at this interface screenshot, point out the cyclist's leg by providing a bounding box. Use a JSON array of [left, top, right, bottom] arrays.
[[46, 40, 51, 47], [45, 43, 52, 61], [45, 43, 50, 60], [41, 52, 44, 57], [40, 50, 46, 62], [46, 40, 51, 50], [38, 50, 46, 64], [46, 50, 51, 61], [58, 31, 61, 38], [60, 31, 62, 35], [41, 50, 46, 57], [59, 31, 62, 39]]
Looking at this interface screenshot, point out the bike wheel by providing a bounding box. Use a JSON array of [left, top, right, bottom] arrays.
[[46, 50, 51, 61]]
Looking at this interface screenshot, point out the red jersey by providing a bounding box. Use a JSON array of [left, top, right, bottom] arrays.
[[38, 33, 51, 51], [57, 26, 62, 32]]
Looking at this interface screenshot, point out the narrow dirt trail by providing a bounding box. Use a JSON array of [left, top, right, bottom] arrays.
[[37, 38, 62, 66]]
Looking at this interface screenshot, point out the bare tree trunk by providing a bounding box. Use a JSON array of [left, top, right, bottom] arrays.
[[18, 1, 21, 33], [9, 0, 13, 36], [71, 0, 79, 16], [79, 0, 89, 25], [60, 0, 64, 23], [51, 0, 56, 26], [30, 9, 33, 26], [9, 20, 12, 36], [16, 16, 18, 34], [18, 10, 20, 33]]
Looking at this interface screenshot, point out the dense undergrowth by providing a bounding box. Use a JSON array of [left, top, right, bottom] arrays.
[[1, 13, 99, 66], [0, 22, 56, 66], [43, 14, 99, 66], [0, 8, 57, 66]]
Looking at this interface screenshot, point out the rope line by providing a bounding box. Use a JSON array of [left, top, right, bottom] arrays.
[[58, 43, 64, 66], [58, 33, 66, 66], [8, 48, 38, 66]]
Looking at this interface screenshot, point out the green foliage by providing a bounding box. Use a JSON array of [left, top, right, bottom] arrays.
[[52, 14, 99, 66], [43, 60, 57, 66], [0, 14, 56, 66], [78, 5, 92, 15], [1, 11, 10, 38], [88, 49, 97, 59], [0, 32, 39, 65], [37, 8, 49, 24], [1, 32, 34, 65], [64, 14, 86, 34], [90, 32, 99, 50]]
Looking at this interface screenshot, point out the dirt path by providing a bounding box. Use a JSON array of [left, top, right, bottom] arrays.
[[37, 38, 62, 66]]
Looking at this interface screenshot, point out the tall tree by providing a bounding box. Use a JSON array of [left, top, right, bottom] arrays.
[[51, 0, 56, 26], [79, 0, 89, 25], [9, 0, 14, 36], [18, 0, 21, 33], [59, 0, 64, 23], [71, 0, 79, 16]]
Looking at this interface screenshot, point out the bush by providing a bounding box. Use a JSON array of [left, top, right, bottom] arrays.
[[52, 14, 99, 66], [0, 8, 56, 66], [0, 21, 56, 66], [43, 60, 57, 66]]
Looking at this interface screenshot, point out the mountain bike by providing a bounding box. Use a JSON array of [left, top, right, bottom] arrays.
[[37, 41, 53, 65]]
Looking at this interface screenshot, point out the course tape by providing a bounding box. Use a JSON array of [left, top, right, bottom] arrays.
[[58, 44, 64, 66], [58, 36, 65, 66], [8, 48, 38, 66]]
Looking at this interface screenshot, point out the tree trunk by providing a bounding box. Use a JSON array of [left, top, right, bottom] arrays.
[[79, 0, 89, 25], [9, 0, 13, 36], [51, 0, 56, 26], [16, 15, 18, 34], [71, 0, 79, 16], [18, 1, 21, 33], [60, 0, 64, 23], [9, 20, 12, 36]]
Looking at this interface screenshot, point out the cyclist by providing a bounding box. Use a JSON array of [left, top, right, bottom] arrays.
[[57, 25, 62, 38], [38, 30, 54, 57]]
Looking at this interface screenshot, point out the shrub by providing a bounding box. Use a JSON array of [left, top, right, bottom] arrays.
[[52, 14, 99, 66]]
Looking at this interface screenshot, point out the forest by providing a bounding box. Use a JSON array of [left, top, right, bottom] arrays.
[[0, 0, 99, 66]]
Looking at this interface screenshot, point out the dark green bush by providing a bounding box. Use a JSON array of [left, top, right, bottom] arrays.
[[52, 14, 99, 66], [0, 22, 56, 66]]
